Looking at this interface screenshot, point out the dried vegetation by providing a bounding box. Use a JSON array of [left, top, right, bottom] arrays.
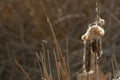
[[0, 0, 120, 80]]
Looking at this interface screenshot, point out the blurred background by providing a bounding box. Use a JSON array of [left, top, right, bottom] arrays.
[[0, 0, 120, 80]]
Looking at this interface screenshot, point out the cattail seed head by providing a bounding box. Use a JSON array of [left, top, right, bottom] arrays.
[[81, 25, 105, 41]]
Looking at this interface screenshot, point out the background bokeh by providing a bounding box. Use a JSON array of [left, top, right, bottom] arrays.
[[0, 0, 120, 80]]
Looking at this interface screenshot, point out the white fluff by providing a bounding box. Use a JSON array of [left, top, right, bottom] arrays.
[[81, 25, 105, 41]]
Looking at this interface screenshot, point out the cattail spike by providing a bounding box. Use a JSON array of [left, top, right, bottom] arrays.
[[85, 41, 92, 72], [91, 39, 103, 59], [91, 39, 98, 53]]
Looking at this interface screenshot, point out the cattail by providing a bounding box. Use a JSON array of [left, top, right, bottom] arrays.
[[81, 23, 105, 73]]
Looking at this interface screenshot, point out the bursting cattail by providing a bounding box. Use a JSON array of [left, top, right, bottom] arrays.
[[82, 17, 105, 74]]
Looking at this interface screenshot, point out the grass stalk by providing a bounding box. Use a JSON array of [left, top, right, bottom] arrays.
[[14, 60, 32, 80]]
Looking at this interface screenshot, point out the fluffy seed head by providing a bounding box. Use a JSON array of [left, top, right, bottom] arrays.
[[81, 25, 105, 41]]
